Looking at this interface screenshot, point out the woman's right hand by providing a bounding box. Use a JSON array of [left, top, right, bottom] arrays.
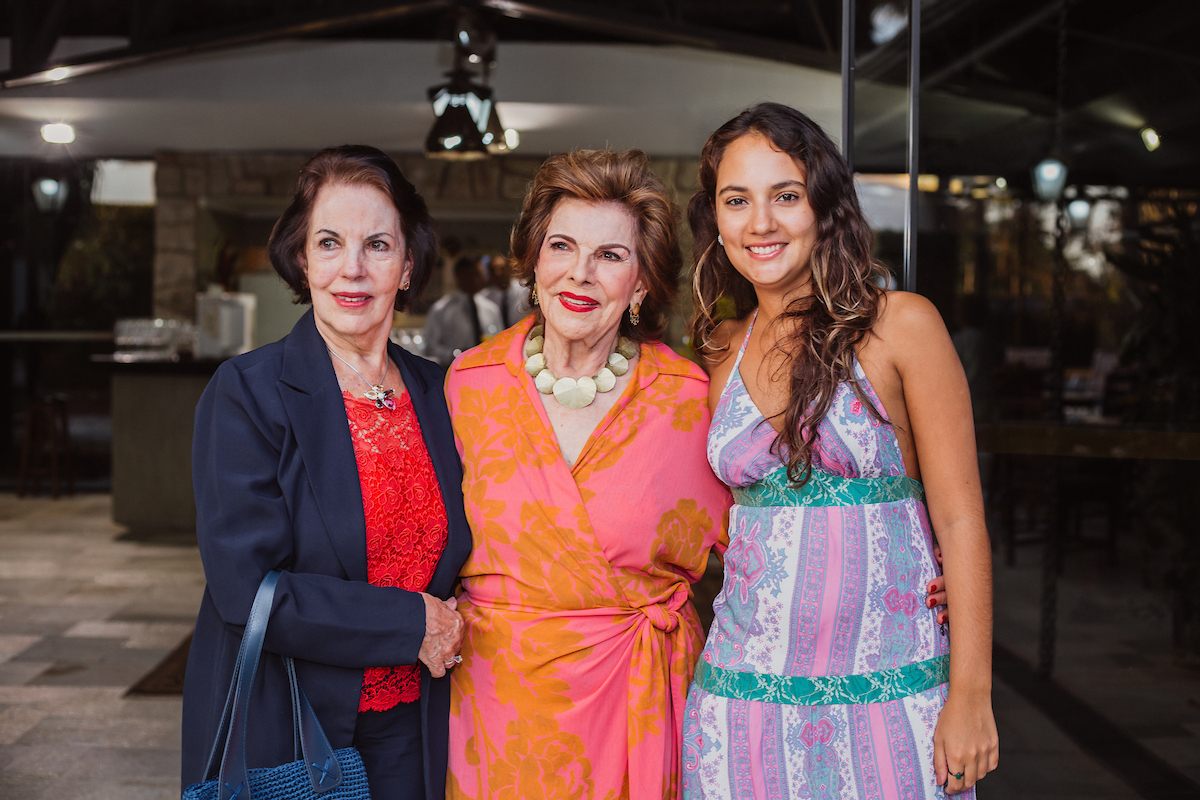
[[926, 544, 949, 626], [418, 593, 464, 677]]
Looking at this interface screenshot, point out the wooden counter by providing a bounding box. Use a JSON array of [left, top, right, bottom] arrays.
[[106, 359, 221, 533]]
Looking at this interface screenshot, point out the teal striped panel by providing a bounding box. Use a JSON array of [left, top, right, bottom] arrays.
[[731, 466, 924, 508], [693, 655, 949, 706]]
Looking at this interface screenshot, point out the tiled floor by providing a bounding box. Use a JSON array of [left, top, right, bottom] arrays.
[[0, 494, 203, 800], [0, 493, 1196, 799], [992, 537, 1200, 795]]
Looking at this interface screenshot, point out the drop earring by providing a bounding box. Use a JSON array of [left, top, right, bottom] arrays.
[[717, 234, 724, 246], [532, 286, 539, 306], [629, 302, 641, 326]]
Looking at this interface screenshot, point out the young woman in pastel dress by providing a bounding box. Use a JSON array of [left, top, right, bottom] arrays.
[[681, 104, 998, 798]]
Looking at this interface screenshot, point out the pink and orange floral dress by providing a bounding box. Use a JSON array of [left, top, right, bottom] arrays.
[[444, 319, 731, 800]]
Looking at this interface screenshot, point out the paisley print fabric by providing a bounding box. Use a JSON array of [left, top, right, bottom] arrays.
[[682, 316, 968, 800], [445, 318, 731, 800]]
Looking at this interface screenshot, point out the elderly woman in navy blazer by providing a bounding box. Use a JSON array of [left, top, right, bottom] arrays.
[[182, 145, 472, 800]]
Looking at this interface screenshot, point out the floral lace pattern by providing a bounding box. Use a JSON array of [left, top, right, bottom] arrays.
[[343, 390, 448, 712]]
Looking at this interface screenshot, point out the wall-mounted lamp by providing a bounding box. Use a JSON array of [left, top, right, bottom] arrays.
[[32, 177, 68, 212], [1066, 198, 1091, 229], [41, 122, 76, 144], [1033, 157, 1067, 202]]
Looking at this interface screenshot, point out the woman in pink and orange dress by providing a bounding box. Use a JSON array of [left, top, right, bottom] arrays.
[[443, 150, 731, 800]]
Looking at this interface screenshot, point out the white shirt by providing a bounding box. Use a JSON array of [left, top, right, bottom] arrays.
[[422, 291, 504, 366], [480, 279, 531, 330]]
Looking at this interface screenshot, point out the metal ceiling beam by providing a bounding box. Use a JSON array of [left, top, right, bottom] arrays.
[[800, 0, 836, 55], [0, 0, 454, 90], [129, 0, 178, 49], [479, 0, 838, 71], [921, 0, 1069, 91], [10, 0, 70, 75], [855, 0, 994, 81], [1060, 27, 1200, 69]]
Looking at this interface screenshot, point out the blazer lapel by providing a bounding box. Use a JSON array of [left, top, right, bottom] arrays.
[[393, 343, 471, 599], [278, 311, 368, 582]]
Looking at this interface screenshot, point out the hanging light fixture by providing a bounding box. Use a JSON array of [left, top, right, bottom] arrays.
[[1033, 157, 1067, 201], [425, 9, 516, 160], [425, 69, 491, 161]]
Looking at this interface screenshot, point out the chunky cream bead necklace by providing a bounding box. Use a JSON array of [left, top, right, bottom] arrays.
[[523, 324, 638, 409]]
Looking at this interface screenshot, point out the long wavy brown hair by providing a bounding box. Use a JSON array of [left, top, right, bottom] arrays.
[[689, 103, 889, 485]]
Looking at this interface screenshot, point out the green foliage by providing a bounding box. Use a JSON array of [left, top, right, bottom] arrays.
[[50, 205, 154, 330]]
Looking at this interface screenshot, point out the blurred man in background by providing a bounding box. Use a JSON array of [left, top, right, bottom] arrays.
[[423, 255, 503, 366]]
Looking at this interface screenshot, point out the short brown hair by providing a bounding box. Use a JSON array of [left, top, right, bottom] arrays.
[[268, 145, 438, 312], [510, 149, 681, 343]]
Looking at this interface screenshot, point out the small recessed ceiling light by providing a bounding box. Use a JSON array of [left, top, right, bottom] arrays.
[[1140, 127, 1160, 151], [996, 177, 1008, 189], [47, 67, 70, 81], [40, 122, 76, 144], [504, 129, 519, 150]]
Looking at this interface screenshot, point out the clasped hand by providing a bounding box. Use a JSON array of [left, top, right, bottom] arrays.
[[418, 593, 465, 678]]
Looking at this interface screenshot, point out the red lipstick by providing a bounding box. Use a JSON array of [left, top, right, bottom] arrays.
[[558, 292, 599, 313]]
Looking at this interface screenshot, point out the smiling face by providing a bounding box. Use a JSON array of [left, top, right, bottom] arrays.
[[534, 198, 646, 347], [304, 182, 411, 349], [715, 133, 819, 300]]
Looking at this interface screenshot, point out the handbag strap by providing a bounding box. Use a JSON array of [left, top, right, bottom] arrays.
[[204, 570, 342, 800], [285, 656, 344, 792]]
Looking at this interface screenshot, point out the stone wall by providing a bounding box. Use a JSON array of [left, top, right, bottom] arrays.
[[152, 151, 702, 320]]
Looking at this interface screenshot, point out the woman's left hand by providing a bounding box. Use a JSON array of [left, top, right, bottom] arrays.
[[418, 593, 465, 677], [932, 691, 999, 795]]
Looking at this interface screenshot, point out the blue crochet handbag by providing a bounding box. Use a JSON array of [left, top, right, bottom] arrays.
[[182, 571, 372, 800]]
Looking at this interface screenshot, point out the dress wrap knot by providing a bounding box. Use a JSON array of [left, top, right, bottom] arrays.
[[637, 583, 689, 633]]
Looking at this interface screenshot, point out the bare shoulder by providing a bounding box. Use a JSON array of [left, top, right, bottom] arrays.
[[700, 313, 754, 409], [704, 315, 753, 373], [875, 290, 951, 345]]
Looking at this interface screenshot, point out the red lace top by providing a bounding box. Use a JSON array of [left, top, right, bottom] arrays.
[[343, 390, 449, 712]]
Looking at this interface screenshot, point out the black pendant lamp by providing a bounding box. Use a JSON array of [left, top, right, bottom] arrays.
[[425, 69, 491, 161]]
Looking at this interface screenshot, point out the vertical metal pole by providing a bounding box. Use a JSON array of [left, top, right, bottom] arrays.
[[903, 0, 921, 293], [841, 0, 855, 173]]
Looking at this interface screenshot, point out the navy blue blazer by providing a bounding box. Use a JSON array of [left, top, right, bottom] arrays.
[[181, 309, 472, 799]]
